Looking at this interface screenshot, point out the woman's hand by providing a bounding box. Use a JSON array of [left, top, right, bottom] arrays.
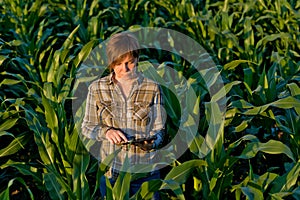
[[105, 129, 128, 144]]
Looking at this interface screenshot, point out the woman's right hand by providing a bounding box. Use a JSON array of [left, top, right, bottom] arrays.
[[105, 129, 128, 144]]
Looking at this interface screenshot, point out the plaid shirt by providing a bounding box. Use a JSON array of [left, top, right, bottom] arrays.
[[81, 72, 165, 177]]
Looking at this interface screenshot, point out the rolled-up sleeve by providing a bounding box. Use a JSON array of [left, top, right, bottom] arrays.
[[150, 85, 166, 142]]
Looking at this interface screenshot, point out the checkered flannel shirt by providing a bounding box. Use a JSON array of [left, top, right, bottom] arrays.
[[81, 72, 165, 178]]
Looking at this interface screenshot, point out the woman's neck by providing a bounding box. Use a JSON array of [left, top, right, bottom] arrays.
[[115, 74, 138, 98]]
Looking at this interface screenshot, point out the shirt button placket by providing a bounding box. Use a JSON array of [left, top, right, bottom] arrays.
[[127, 100, 132, 131]]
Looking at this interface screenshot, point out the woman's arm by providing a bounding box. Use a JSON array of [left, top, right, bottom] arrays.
[[81, 82, 110, 141], [150, 85, 167, 149]]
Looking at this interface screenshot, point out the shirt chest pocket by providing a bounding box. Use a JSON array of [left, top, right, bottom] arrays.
[[133, 102, 151, 127], [99, 101, 116, 127]]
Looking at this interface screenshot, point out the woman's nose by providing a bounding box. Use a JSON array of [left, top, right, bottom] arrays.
[[124, 62, 129, 71]]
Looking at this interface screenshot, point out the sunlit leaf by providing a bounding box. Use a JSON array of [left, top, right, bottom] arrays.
[[164, 159, 207, 184], [0, 118, 19, 132], [223, 60, 256, 70], [238, 140, 295, 162], [0, 133, 30, 157]]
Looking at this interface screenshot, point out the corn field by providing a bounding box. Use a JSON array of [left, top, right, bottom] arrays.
[[0, 0, 300, 199]]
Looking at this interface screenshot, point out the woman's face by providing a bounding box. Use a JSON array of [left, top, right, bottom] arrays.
[[113, 55, 138, 79]]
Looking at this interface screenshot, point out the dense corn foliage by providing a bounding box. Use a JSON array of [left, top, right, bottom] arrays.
[[0, 0, 299, 199]]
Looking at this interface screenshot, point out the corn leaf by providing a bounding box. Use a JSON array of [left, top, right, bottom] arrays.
[[72, 145, 90, 200], [0, 118, 19, 132], [164, 159, 207, 184], [270, 161, 300, 193], [0, 133, 30, 157], [238, 140, 295, 162], [1, 159, 42, 184], [131, 179, 163, 200], [224, 60, 256, 70], [44, 173, 66, 200], [0, 177, 34, 200]]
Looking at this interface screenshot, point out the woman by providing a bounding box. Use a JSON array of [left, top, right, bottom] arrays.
[[81, 32, 166, 199]]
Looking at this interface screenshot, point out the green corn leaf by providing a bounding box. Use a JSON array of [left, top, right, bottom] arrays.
[[189, 132, 206, 158], [0, 131, 14, 138], [139, 61, 179, 120], [24, 110, 52, 165], [41, 93, 68, 174], [270, 161, 300, 193], [240, 185, 264, 200], [0, 118, 19, 132], [0, 72, 26, 82], [204, 101, 224, 153], [1, 159, 42, 184], [58, 77, 73, 103], [223, 60, 255, 70], [270, 96, 300, 114], [105, 176, 114, 199], [210, 169, 222, 191], [234, 120, 250, 132], [73, 39, 98, 69], [161, 179, 185, 200], [234, 96, 300, 116], [200, 67, 220, 89], [36, 20, 53, 49], [193, 176, 202, 192], [270, 192, 294, 199], [256, 33, 290, 49], [0, 177, 34, 200], [47, 50, 60, 84], [243, 16, 254, 52], [44, 172, 66, 200], [266, 64, 277, 100], [230, 99, 254, 109], [66, 127, 80, 165], [90, 148, 122, 198], [0, 133, 30, 157], [211, 81, 240, 102], [41, 93, 59, 138], [55, 62, 69, 87], [9, 40, 23, 46], [0, 79, 22, 87], [26, 105, 66, 169], [138, 61, 167, 85], [131, 179, 163, 200], [0, 181, 10, 199], [44, 164, 75, 199], [287, 82, 300, 97], [113, 155, 131, 199], [62, 25, 80, 49], [193, 95, 200, 115], [43, 82, 54, 101], [164, 159, 207, 184], [0, 55, 8, 65], [258, 172, 279, 191], [117, 172, 131, 200], [238, 140, 295, 162], [243, 67, 253, 89], [73, 152, 90, 200]]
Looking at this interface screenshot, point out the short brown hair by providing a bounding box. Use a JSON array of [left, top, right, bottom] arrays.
[[106, 32, 140, 71]]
